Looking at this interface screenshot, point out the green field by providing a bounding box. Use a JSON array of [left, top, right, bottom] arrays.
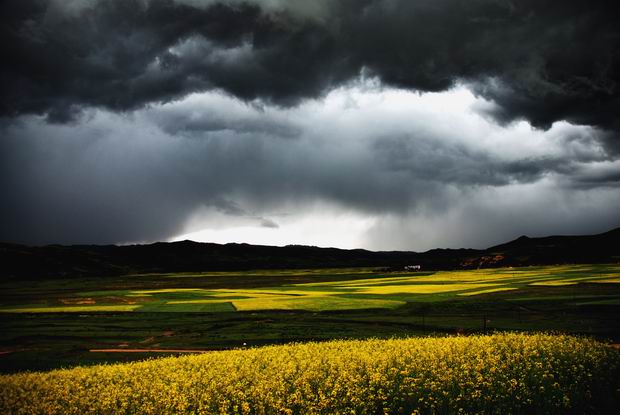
[[2, 264, 619, 313], [1, 264, 619, 373]]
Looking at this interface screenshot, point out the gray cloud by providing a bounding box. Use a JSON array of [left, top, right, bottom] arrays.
[[1, 88, 618, 247], [363, 184, 620, 251], [372, 134, 566, 187], [1, 0, 618, 135], [2, 0, 619, 248], [146, 95, 302, 138], [259, 218, 279, 229]]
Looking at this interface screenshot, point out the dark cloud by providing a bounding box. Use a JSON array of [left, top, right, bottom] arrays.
[[1, 0, 618, 133], [146, 97, 302, 138], [210, 198, 280, 228], [1, 1, 619, 248], [372, 134, 564, 187], [1, 90, 618, 246], [0, 118, 197, 244], [568, 163, 620, 188], [259, 218, 279, 229], [211, 198, 248, 216]]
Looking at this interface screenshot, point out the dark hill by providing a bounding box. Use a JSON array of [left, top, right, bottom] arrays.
[[484, 227, 620, 266], [1, 228, 619, 279]]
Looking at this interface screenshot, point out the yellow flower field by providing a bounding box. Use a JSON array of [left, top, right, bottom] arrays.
[[2, 264, 619, 314], [1, 333, 618, 414]]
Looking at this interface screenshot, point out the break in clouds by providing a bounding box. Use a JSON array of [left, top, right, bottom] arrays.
[[1, 0, 619, 250]]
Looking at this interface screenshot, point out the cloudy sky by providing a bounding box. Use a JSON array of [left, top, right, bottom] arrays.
[[1, 0, 619, 251]]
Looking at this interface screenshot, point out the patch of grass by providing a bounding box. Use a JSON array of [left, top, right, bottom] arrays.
[[354, 283, 499, 295], [137, 302, 236, 312], [591, 278, 620, 283], [576, 298, 620, 306], [0, 305, 139, 313], [510, 294, 620, 302], [130, 288, 206, 294], [529, 280, 579, 286], [232, 296, 405, 311], [458, 287, 518, 296], [159, 267, 381, 278]]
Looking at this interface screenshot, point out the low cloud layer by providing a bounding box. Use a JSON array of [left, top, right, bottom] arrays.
[[2, 85, 619, 249], [2, 0, 619, 133]]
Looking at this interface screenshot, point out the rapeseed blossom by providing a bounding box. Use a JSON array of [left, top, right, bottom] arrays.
[[1, 333, 618, 414]]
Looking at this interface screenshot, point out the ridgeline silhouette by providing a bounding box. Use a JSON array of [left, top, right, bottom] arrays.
[[1, 228, 619, 279]]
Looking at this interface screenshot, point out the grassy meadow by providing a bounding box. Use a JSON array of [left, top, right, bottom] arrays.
[[1, 333, 619, 414], [2, 264, 620, 314], [1, 264, 620, 373], [1, 264, 620, 413]]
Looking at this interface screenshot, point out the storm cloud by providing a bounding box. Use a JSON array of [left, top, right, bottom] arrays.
[[2, 85, 619, 248], [1, 0, 619, 132], [1, 1, 619, 249]]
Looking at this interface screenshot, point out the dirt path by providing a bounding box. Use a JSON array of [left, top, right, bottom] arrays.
[[90, 348, 215, 353]]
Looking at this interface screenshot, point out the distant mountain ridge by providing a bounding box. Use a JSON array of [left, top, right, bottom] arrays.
[[1, 228, 619, 279]]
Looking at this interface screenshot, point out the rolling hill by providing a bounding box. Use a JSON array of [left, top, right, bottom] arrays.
[[1, 228, 619, 279]]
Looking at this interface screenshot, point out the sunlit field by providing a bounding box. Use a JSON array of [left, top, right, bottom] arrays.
[[1, 333, 618, 414], [2, 264, 619, 313], [1, 264, 619, 374]]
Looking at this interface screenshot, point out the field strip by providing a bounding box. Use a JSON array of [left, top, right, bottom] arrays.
[[0, 305, 140, 313], [529, 275, 620, 286], [355, 283, 498, 295], [89, 348, 214, 353], [166, 299, 234, 305], [131, 288, 205, 294], [458, 287, 517, 296], [530, 280, 579, 286]]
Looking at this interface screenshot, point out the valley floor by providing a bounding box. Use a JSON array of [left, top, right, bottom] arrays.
[[1, 264, 619, 373]]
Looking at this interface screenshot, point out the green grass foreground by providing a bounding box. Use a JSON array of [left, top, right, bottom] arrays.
[[1, 333, 619, 414]]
